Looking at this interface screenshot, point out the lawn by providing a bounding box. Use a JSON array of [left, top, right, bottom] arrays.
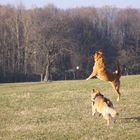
[[0, 75, 140, 140]]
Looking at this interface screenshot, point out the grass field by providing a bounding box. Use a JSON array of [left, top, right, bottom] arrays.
[[0, 75, 140, 140]]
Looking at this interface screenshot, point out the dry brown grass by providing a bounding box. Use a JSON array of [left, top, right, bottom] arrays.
[[0, 75, 140, 140]]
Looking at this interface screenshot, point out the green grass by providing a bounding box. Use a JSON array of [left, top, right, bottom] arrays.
[[0, 75, 140, 140]]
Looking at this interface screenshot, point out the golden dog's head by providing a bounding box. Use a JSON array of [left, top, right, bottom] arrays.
[[93, 51, 104, 61]]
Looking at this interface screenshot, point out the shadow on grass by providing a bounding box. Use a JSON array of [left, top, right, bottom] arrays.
[[121, 116, 140, 123]]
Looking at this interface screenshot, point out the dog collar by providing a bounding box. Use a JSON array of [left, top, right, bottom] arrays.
[[91, 93, 103, 104]]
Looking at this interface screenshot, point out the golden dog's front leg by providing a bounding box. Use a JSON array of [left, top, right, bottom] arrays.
[[86, 70, 96, 80]]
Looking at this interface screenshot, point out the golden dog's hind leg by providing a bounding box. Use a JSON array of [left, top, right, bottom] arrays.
[[111, 81, 121, 101]]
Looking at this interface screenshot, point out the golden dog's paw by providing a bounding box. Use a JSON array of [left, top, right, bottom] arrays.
[[117, 97, 120, 102], [92, 113, 95, 116]]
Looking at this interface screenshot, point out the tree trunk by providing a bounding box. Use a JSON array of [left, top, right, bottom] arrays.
[[44, 65, 49, 82], [41, 73, 43, 82]]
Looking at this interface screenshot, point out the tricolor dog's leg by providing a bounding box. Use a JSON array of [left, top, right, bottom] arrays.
[[91, 102, 96, 116]]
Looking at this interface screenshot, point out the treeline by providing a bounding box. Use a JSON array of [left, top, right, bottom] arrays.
[[0, 4, 140, 82]]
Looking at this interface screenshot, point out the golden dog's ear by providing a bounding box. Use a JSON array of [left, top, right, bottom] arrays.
[[94, 51, 98, 57], [94, 51, 98, 54], [98, 50, 103, 55]]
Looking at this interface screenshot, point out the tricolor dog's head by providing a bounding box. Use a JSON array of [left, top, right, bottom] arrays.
[[91, 89, 100, 102]]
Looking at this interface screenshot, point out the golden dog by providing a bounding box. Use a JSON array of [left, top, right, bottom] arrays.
[[91, 89, 119, 126], [86, 51, 121, 101]]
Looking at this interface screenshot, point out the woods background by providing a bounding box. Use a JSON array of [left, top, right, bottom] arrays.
[[0, 4, 140, 82]]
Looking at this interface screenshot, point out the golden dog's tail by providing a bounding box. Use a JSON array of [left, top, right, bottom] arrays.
[[114, 61, 121, 78]]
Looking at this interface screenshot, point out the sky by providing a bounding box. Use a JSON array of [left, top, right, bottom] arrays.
[[0, 0, 140, 9]]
